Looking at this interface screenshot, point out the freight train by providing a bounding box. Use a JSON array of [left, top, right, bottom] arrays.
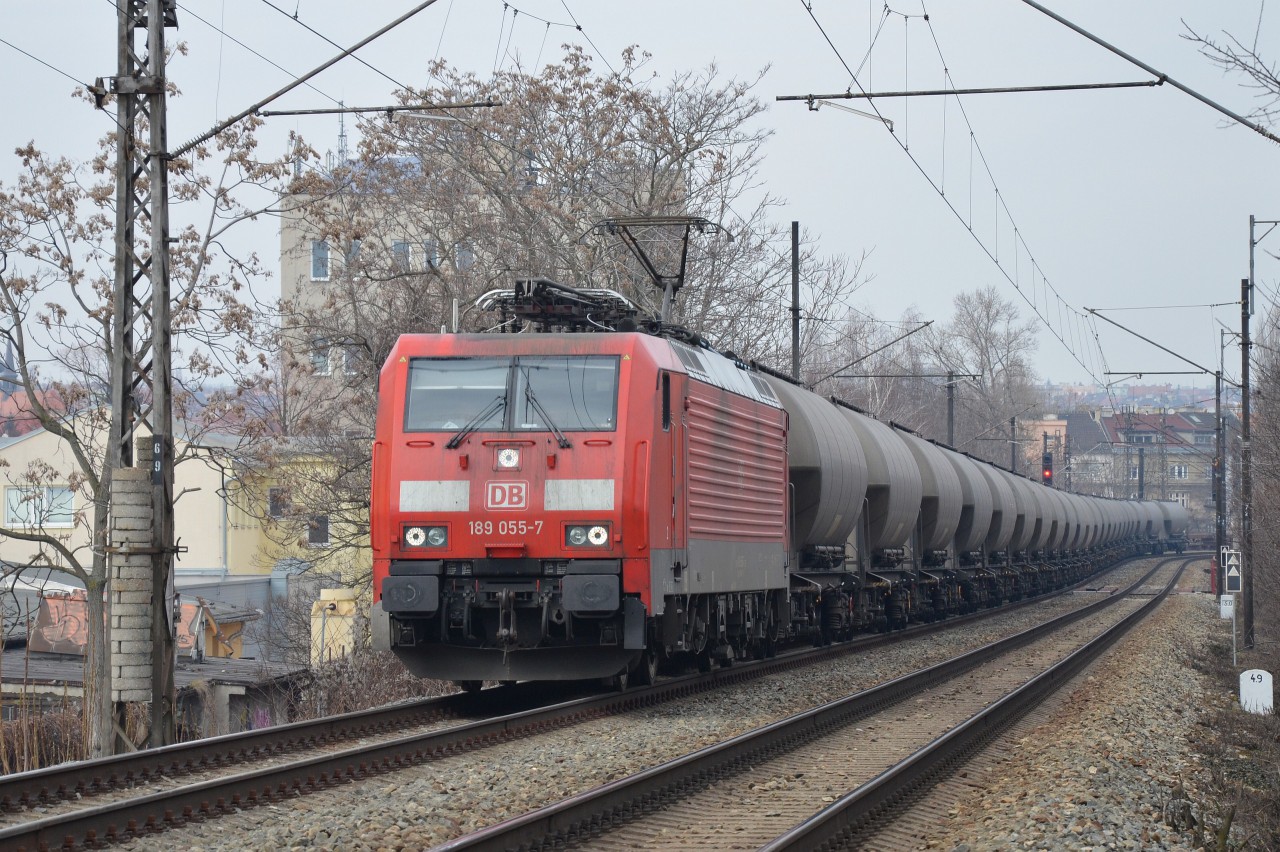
[[370, 284, 1189, 689]]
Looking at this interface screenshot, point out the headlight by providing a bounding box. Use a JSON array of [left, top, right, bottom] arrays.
[[566, 524, 609, 547], [404, 525, 447, 548]]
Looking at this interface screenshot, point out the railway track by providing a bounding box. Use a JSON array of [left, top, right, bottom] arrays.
[[433, 556, 1194, 851], [0, 553, 1165, 851]]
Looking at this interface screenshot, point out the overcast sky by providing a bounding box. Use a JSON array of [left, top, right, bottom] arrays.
[[2, 1, 1276, 394]]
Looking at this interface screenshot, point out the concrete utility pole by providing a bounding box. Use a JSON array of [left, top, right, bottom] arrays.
[[1241, 273, 1254, 649], [946, 372, 956, 446], [1010, 416, 1017, 473], [1215, 369, 1225, 596], [107, 0, 178, 750], [1137, 445, 1146, 499], [791, 221, 800, 381]]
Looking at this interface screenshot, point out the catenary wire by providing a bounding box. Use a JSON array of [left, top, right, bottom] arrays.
[[797, 0, 1112, 395], [0, 35, 88, 89], [560, 0, 616, 75], [175, 2, 343, 107], [258, 0, 414, 93]]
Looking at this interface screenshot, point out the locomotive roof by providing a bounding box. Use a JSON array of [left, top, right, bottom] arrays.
[[387, 332, 782, 409]]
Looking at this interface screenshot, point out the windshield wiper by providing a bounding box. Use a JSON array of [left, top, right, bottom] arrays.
[[445, 395, 505, 449], [523, 378, 572, 449]]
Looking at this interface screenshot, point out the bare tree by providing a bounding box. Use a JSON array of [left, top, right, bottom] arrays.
[[0, 94, 292, 754], [283, 47, 866, 358], [815, 306, 932, 420], [815, 287, 1044, 463], [1247, 305, 1279, 647], [1184, 21, 1280, 128], [916, 286, 1044, 463], [261, 47, 870, 587]]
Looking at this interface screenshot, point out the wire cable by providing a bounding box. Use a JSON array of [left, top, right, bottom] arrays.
[[258, 0, 414, 93], [493, 3, 510, 77], [559, 1, 616, 75], [432, 0, 456, 66], [0, 35, 92, 90], [172, 0, 442, 160], [797, 0, 1111, 392], [176, 2, 343, 107]]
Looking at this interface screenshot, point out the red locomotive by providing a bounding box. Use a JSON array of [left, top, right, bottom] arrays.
[[371, 329, 789, 687]]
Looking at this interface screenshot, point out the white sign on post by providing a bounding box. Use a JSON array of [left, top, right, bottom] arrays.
[[1240, 669, 1274, 715], [1219, 594, 1235, 619]]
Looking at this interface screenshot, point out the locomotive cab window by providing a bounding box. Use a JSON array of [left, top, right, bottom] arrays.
[[513, 356, 618, 432], [405, 358, 508, 431], [405, 355, 619, 433]]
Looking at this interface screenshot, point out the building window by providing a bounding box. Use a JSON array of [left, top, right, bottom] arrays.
[[455, 241, 475, 270], [1169, 464, 1189, 480], [423, 239, 439, 270], [308, 515, 330, 546], [345, 239, 362, 267], [1194, 433, 1213, 445], [310, 240, 330, 280], [268, 487, 290, 519], [1169, 491, 1189, 507], [311, 338, 331, 376], [392, 241, 412, 271], [5, 486, 74, 528], [1128, 465, 1140, 480]]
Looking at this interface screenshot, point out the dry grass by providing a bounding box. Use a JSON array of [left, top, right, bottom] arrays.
[[0, 701, 84, 774], [283, 647, 455, 721], [1184, 637, 1280, 851]]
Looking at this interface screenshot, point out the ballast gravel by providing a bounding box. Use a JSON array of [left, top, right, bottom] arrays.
[[117, 559, 1219, 852], [915, 570, 1218, 852]]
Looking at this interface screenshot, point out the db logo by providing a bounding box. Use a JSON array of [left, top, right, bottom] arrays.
[[486, 481, 528, 510]]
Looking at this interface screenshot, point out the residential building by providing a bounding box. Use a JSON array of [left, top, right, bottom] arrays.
[[1095, 409, 1217, 532], [0, 426, 271, 577], [1021, 407, 1219, 536]]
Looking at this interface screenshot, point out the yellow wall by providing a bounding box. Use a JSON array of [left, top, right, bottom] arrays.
[[0, 426, 270, 577], [310, 586, 358, 665]]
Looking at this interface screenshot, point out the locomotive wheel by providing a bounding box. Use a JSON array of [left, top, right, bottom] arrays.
[[633, 649, 659, 686], [696, 648, 713, 673], [610, 669, 629, 692]]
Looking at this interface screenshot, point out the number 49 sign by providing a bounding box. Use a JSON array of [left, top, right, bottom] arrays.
[[1240, 669, 1274, 715]]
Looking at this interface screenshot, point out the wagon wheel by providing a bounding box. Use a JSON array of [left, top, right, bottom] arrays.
[[633, 648, 659, 686]]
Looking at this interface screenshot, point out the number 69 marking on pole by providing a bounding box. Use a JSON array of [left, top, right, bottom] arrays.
[[152, 435, 164, 485]]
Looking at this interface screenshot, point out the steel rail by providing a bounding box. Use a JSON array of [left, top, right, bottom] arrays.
[[0, 689, 477, 811], [0, 546, 1137, 818], [432, 557, 1177, 851], [761, 556, 1198, 851], [0, 550, 1150, 849]]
